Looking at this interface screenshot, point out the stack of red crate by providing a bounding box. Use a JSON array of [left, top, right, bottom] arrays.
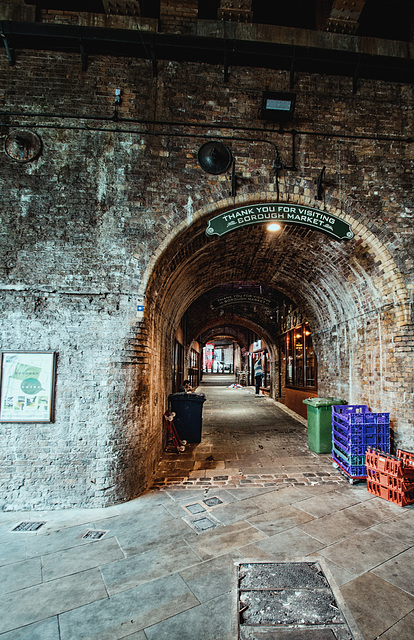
[[365, 448, 414, 506]]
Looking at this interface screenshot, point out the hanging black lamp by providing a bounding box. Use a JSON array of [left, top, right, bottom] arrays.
[[198, 141, 232, 174]]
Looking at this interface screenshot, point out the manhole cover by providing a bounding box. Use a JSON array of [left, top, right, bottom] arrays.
[[82, 530, 107, 540], [192, 517, 218, 532], [12, 522, 46, 532], [238, 562, 354, 639], [203, 496, 223, 507], [185, 503, 207, 515]]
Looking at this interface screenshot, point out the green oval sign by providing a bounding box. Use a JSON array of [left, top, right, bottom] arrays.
[[206, 203, 353, 241], [20, 377, 43, 395]]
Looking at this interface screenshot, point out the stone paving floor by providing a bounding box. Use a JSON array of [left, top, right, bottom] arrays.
[[153, 375, 348, 491], [0, 375, 413, 639]]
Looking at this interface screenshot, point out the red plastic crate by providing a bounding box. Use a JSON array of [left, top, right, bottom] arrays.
[[397, 449, 414, 469], [366, 448, 414, 480], [366, 477, 414, 506], [366, 467, 414, 491]]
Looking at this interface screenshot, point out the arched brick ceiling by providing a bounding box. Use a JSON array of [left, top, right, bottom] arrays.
[[186, 283, 291, 347], [147, 213, 380, 342], [146, 206, 388, 356]]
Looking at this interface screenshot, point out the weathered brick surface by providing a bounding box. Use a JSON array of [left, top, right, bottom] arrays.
[[0, 17, 413, 508]]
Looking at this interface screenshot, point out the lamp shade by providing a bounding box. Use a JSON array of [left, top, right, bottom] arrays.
[[198, 141, 232, 174]]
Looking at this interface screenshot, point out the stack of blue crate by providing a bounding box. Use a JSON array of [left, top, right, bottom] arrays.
[[331, 405, 391, 482]]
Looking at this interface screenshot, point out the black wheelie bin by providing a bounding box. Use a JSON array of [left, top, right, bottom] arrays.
[[168, 392, 206, 443]]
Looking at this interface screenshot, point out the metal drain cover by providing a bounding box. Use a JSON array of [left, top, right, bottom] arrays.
[[185, 503, 207, 515], [203, 496, 223, 507], [82, 529, 107, 540], [238, 562, 354, 639], [193, 517, 217, 532], [12, 521, 46, 532]]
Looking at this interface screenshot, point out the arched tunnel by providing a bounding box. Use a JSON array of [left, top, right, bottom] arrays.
[[134, 192, 413, 493]]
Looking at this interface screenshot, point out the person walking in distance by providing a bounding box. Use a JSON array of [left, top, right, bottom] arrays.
[[254, 358, 264, 395]]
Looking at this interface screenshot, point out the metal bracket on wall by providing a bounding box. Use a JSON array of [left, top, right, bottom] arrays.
[[150, 44, 158, 77], [353, 62, 360, 94], [290, 51, 296, 89], [80, 39, 87, 71], [1, 26, 14, 66], [224, 50, 229, 83], [316, 165, 326, 200], [231, 160, 236, 197]]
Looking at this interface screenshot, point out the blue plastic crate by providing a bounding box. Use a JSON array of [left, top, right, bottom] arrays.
[[332, 424, 390, 445], [333, 444, 366, 467], [333, 432, 390, 457], [364, 412, 390, 425], [332, 450, 367, 478], [332, 405, 369, 426], [357, 424, 390, 436], [333, 422, 390, 438]]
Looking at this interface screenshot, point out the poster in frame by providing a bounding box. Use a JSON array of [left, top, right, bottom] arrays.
[[0, 351, 56, 423]]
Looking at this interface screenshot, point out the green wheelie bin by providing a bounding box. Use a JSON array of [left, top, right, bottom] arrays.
[[303, 397, 346, 453]]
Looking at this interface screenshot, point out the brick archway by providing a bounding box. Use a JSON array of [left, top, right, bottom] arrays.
[[135, 192, 413, 495]]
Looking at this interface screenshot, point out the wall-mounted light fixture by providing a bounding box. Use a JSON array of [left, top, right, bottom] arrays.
[[198, 141, 233, 174], [260, 92, 296, 122]]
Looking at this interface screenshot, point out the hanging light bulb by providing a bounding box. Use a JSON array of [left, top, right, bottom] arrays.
[[267, 223, 281, 232]]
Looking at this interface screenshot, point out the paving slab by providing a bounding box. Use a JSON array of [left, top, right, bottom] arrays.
[[0, 568, 108, 634], [250, 485, 332, 511], [101, 541, 202, 595], [312, 557, 358, 588], [0, 556, 42, 595], [372, 546, 414, 596], [41, 536, 125, 581], [225, 486, 278, 499], [377, 612, 414, 640], [242, 526, 325, 561], [371, 511, 414, 545], [144, 591, 234, 640], [0, 538, 28, 567], [247, 503, 315, 536], [179, 553, 235, 602], [294, 491, 362, 518], [185, 520, 267, 561], [110, 512, 199, 556], [0, 616, 60, 640], [59, 572, 199, 640], [339, 572, 414, 640], [318, 528, 411, 577], [297, 505, 387, 545], [211, 496, 264, 525], [23, 523, 97, 559]]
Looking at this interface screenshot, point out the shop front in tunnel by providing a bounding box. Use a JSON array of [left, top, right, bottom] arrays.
[[280, 319, 318, 419]]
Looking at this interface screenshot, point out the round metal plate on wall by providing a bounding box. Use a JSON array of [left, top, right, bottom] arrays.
[[5, 130, 42, 163]]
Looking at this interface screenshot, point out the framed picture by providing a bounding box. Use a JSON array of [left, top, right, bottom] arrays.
[[0, 351, 56, 423]]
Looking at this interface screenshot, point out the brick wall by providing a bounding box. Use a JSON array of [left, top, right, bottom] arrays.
[[0, 38, 413, 508]]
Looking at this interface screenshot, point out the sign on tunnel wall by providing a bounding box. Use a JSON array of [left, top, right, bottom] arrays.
[[211, 294, 274, 309], [206, 203, 354, 241]]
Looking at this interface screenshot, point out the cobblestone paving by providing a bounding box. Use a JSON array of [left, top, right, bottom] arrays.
[[152, 376, 348, 491]]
